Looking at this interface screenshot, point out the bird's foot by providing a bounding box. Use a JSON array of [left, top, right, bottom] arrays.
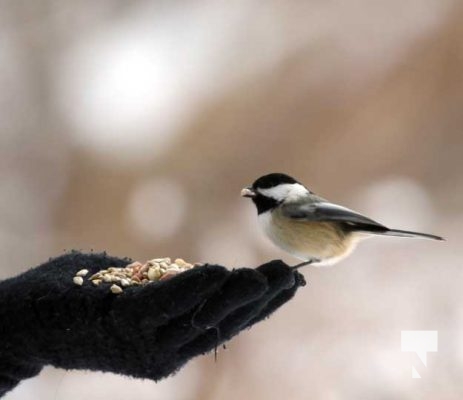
[[291, 258, 320, 270]]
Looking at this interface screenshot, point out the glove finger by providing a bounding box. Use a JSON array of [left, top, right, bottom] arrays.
[[157, 264, 293, 348], [150, 268, 268, 349], [176, 267, 302, 361], [112, 265, 230, 328], [208, 264, 299, 332], [243, 271, 305, 329], [191, 268, 268, 329], [255, 260, 296, 290], [223, 269, 305, 332], [90, 265, 230, 359]]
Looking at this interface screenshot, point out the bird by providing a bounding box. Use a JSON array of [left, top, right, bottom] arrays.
[[241, 173, 444, 268]]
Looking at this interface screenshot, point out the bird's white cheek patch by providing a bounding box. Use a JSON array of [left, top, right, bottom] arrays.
[[258, 183, 308, 202]]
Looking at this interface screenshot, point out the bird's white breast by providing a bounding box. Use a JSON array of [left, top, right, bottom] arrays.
[[258, 211, 277, 241]]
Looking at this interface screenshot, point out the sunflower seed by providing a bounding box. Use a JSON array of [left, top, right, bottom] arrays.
[[73, 276, 84, 286], [110, 284, 123, 294]]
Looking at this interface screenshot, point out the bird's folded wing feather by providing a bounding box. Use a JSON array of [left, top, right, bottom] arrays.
[[281, 201, 388, 230]]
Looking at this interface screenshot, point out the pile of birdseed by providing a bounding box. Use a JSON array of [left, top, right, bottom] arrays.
[[72, 258, 201, 294]]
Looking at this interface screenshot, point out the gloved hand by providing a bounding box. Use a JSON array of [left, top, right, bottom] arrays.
[[0, 252, 306, 397]]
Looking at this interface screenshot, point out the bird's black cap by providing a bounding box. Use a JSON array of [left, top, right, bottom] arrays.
[[251, 173, 299, 190]]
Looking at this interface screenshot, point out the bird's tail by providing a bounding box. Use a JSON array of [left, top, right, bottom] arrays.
[[379, 229, 444, 241]]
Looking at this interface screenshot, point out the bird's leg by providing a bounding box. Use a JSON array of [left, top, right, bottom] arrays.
[[291, 258, 320, 270]]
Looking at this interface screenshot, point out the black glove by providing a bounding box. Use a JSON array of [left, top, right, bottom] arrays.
[[0, 252, 306, 397]]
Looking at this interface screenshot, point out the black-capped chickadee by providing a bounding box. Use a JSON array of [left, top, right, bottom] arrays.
[[241, 173, 444, 268]]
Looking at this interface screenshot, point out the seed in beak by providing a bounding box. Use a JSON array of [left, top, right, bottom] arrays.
[[241, 187, 256, 198]]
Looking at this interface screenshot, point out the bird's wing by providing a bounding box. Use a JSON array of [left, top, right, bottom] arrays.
[[281, 201, 388, 231]]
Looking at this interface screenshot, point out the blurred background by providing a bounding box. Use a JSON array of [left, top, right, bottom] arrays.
[[1, 0, 462, 399]]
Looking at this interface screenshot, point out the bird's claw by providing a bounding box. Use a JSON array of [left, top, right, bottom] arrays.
[[291, 259, 320, 270]]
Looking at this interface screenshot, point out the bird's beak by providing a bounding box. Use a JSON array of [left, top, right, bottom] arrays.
[[241, 187, 256, 198]]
